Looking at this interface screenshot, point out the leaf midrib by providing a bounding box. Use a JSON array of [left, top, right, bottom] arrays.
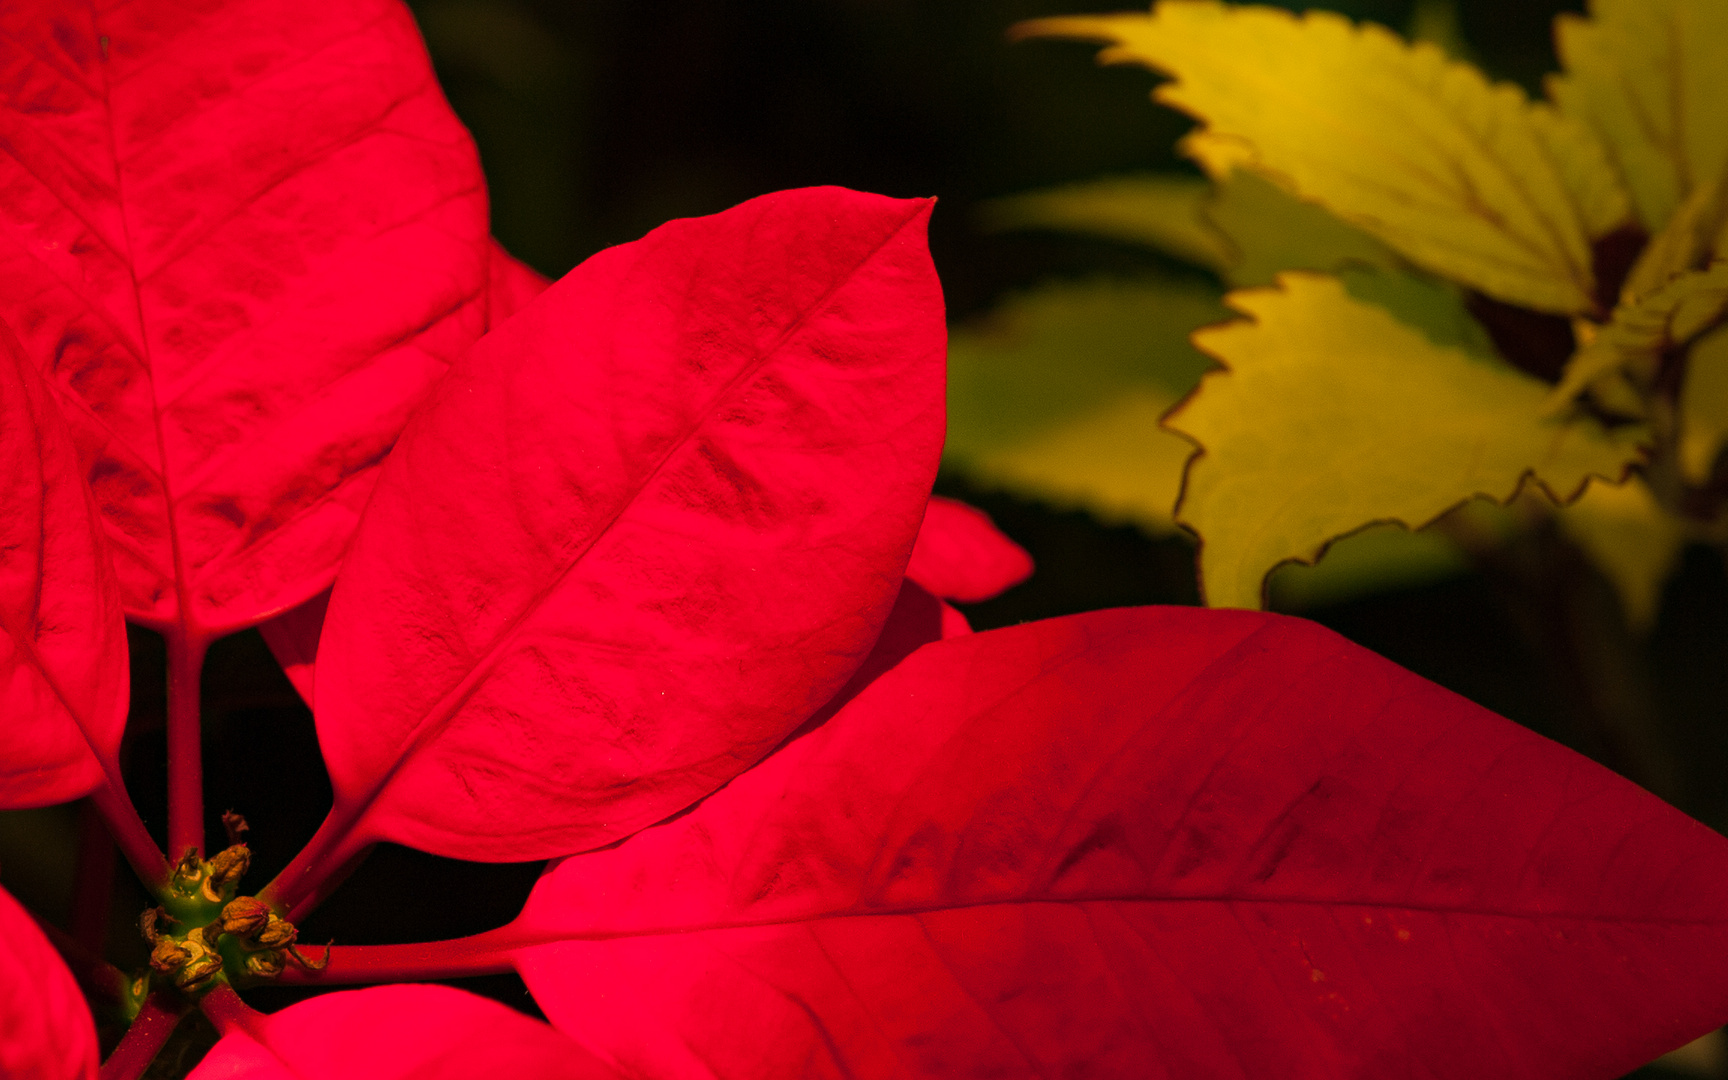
[[342, 199, 933, 831], [511, 892, 1728, 948]]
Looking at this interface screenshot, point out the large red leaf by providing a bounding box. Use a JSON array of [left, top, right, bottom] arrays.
[[510, 607, 1728, 1079], [0, 885, 97, 1080], [0, 321, 127, 809], [278, 187, 944, 890], [188, 985, 613, 1080], [0, 0, 489, 636]]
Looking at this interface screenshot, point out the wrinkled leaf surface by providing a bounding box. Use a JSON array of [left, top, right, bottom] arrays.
[[261, 491, 992, 711], [1200, 166, 1400, 288], [257, 236, 548, 702], [0, 0, 490, 634], [0, 324, 127, 808], [514, 606, 1728, 1079], [311, 187, 946, 861]]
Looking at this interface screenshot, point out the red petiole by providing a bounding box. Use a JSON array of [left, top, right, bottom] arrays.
[[96, 993, 186, 1080], [164, 629, 212, 860], [266, 928, 531, 987]]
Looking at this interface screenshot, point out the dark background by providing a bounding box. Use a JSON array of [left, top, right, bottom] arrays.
[[8, 2, 1727, 1075]]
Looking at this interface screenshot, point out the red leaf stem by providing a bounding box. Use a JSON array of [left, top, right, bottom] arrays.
[[28, 909, 129, 1009], [89, 779, 169, 895], [259, 819, 370, 924], [98, 994, 186, 1080], [267, 927, 528, 987], [199, 984, 265, 1041], [166, 629, 212, 859], [71, 799, 116, 953]]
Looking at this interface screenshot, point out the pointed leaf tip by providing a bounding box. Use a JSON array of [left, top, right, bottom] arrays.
[[312, 185, 947, 862]]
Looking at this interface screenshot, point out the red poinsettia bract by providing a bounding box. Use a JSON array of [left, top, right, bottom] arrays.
[[3, 2, 1728, 1078]]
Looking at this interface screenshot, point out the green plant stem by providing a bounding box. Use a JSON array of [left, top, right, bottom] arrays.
[[166, 629, 211, 860], [266, 926, 528, 987], [98, 993, 185, 1080]]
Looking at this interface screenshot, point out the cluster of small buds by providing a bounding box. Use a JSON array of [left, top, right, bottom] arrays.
[[167, 833, 251, 907], [134, 813, 325, 996], [216, 895, 326, 978], [140, 905, 224, 993]]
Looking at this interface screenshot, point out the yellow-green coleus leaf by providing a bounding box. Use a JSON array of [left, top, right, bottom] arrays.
[[1203, 167, 1399, 287], [1549, 0, 1728, 235], [1681, 324, 1728, 483], [1552, 261, 1728, 409], [1551, 175, 1728, 411], [979, 174, 1235, 273], [1265, 521, 1469, 612], [982, 168, 1398, 288], [1016, 0, 1631, 315], [945, 276, 1227, 532], [1169, 272, 1646, 609]]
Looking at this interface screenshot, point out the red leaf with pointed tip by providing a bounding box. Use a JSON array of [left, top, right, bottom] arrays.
[[0, 322, 127, 809], [187, 985, 614, 1080], [306, 187, 945, 864], [0, 0, 489, 636], [905, 495, 1032, 602], [0, 886, 97, 1080], [512, 607, 1728, 1079]]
